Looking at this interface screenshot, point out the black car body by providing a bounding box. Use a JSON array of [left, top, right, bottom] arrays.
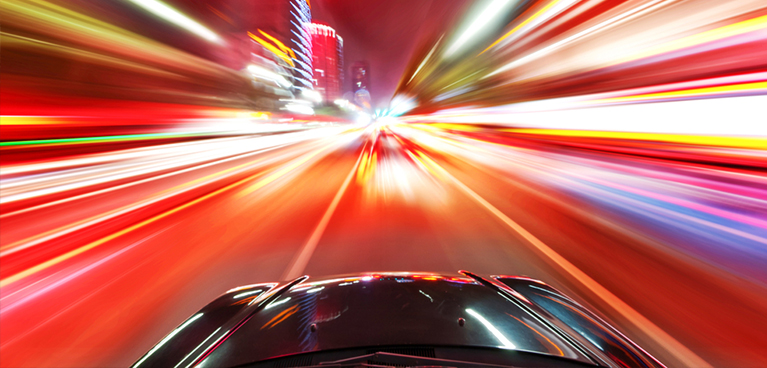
[[133, 271, 665, 368]]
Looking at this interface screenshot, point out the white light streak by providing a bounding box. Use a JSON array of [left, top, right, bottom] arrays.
[[409, 36, 443, 83], [419, 290, 434, 302], [265, 297, 292, 309], [133, 313, 204, 367], [495, 0, 579, 47], [486, 0, 671, 77], [445, 0, 513, 57], [466, 308, 516, 349], [233, 290, 263, 299], [247, 65, 291, 88], [285, 103, 315, 115], [305, 286, 325, 293], [426, 95, 767, 136], [130, 0, 221, 43]]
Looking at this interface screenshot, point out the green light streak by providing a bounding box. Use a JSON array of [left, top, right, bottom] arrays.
[[0, 132, 210, 147]]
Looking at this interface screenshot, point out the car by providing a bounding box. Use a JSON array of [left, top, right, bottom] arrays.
[[132, 271, 665, 368]]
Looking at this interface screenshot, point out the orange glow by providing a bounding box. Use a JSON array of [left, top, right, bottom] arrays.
[[260, 305, 300, 330], [508, 313, 565, 356]]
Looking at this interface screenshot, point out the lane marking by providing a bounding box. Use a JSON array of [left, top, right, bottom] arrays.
[[0, 142, 341, 288], [281, 138, 369, 280], [411, 146, 712, 368]]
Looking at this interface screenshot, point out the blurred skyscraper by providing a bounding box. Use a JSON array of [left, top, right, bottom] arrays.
[[351, 61, 370, 92], [248, 0, 314, 93], [350, 61, 371, 109], [309, 23, 343, 104]]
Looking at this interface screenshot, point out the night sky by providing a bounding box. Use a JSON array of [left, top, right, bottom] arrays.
[[63, 0, 471, 109], [312, 0, 470, 108]]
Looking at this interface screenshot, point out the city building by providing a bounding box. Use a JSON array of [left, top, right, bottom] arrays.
[[350, 61, 370, 92], [350, 61, 371, 109], [247, 0, 314, 93], [308, 23, 343, 104]]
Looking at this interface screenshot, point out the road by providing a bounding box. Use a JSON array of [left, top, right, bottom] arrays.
[[1, 122, 766, 367]]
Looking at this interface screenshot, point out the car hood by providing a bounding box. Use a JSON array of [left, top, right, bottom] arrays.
[[198, 272, 591, 367], [134, 271, 664, 368]]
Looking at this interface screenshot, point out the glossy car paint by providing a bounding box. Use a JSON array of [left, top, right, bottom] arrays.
[[133, 272, 665, 368]]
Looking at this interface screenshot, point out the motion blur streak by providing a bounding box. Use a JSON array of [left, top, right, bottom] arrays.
[[2, 0, 767, 367], [405, 133, 707, 365]]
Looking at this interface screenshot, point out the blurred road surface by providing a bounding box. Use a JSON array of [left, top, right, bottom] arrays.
[[1, 122, 766, 367]]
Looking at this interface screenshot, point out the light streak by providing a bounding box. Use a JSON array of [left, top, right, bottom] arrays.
[[304, 286, 324, 293], [264, 297, 292, 310], [247, 65, 291, 88], [465, 308, 516, 349], [419, 290, 434, 302], [593, 81, 767, 104], [129, 0, 221, 42], [395, 131, 712, 367], [486, 0, 672, 77], [408, 36, 442, 83], [0, 138, 347, 287], [234, 144, 330, 198], [0, 132, 206, 148], [172, 327, 222, 368], [508, 314, 564, 356], [248, 32, 295, 67], [226, 283, 276, 293], [620, 13, 767, 65], [0, 129, 343, 220], [258, 30, 297, 59], [445, 0, 514, 57], [419, 95, 767, 136], [481, 0, 577, 53], [1, 139, 308, 255], [233, 290, 263, 299], [504, 129, 767, 150], [0, 227, 169, 314], [133, 313, 204, 367], [281, 131, 370, 280]]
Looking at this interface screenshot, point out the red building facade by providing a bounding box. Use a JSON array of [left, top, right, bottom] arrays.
[[308, 23, 343, 103]]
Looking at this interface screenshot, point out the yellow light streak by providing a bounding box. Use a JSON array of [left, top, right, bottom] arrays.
[[406, 149, 445, 181], [356, 151, 369, 184], [430, 123, 482, 132], [593, 81, 767, 104], [248, 31, 294, 67], [258, 29, 296, 59], [366, 152, 377, 183], [0, 158, 266, 254], [0, 145, 333, 287], [1, 175, 243, 288], [0, 116, 63, 125], [621, 13, 767, 64], [504, 129, 767, 149]]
